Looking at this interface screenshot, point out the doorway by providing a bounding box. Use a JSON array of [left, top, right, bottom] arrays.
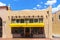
[[25, 28, 30, 38], [0, 17, 2, 37]]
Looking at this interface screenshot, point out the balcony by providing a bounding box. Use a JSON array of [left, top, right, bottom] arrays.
[[10, 23, 44, 27]]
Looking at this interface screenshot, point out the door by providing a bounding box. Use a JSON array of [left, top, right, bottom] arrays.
[[25, 28, 30, 38], [0, 17, 2, 37]]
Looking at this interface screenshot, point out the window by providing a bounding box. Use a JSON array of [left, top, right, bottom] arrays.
[[39, 18, 43, 23], [20, 19, 24, 23], [31, 28, 38, 34], [11, 19, 16, 23], [11, 19, 20, 23], [29, 19, 33, 23], [11, 19, 25, 23], [11, 27, 24, 34], [11, 27, 24, 38], [34, 19, 38, 23], [25, 19, 33, 23], [11, 27, 45, 38], [25, 19, 28, 23], [31, 27, 44, 34], [16, 19, 20, 23], [59, 15, 60, 19]]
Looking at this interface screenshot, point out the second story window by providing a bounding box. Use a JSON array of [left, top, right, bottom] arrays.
[[34, 19, 38, 23], [11, 18, 43, 23], [29, 19, 33, 23], [39, 18, 43, 23], [16, 19, 20, 23], [20, 19, 24, 23], [11, 19, 16, 23], [11, 19, 25, 23]]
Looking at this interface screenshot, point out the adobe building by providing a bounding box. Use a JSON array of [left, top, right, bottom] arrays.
[[52, 11, 60, 37], [0, 6, 52, 38]]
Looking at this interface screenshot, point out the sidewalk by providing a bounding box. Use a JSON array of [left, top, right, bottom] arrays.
[[0, 38, 51, 40]]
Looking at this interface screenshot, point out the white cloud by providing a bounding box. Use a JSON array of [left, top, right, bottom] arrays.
[[37, 4, 41, 7], [33, 4, 41, 10], [0, 2, 6, 6], [52, 4, 60, 13], [45, 0, 57, 5], [36, 4, 41, 9]]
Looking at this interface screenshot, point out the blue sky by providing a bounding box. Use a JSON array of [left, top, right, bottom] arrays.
[[0, 0, 60, 13]]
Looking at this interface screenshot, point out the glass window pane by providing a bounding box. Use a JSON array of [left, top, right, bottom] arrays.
[[31, 28, 39, 34], [31, 27, 44, 34], [29, 19, 33, 23], [16, 19, 20, 23], [34, 19, 38, 23], [11, 19, 16, 23], [25, 19, 29, 23], [20, 19, 24, 23], [11, 27, 24, 34], [38, 27, 44, 34], [39, 18, 43, 23]]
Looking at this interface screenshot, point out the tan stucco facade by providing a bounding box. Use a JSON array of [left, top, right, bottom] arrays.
[[52, 11, 60, 36], [0, 6, 52, 38]]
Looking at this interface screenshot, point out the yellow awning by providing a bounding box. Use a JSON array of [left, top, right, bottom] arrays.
[[10, 23, 44, 27]]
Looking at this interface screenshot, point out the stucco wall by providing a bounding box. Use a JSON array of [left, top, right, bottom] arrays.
[[53, 11, 60, 35], [0, 6, 52, 38]]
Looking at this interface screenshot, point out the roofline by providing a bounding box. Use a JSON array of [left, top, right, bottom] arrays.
[[53, 10, 60, 14]]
